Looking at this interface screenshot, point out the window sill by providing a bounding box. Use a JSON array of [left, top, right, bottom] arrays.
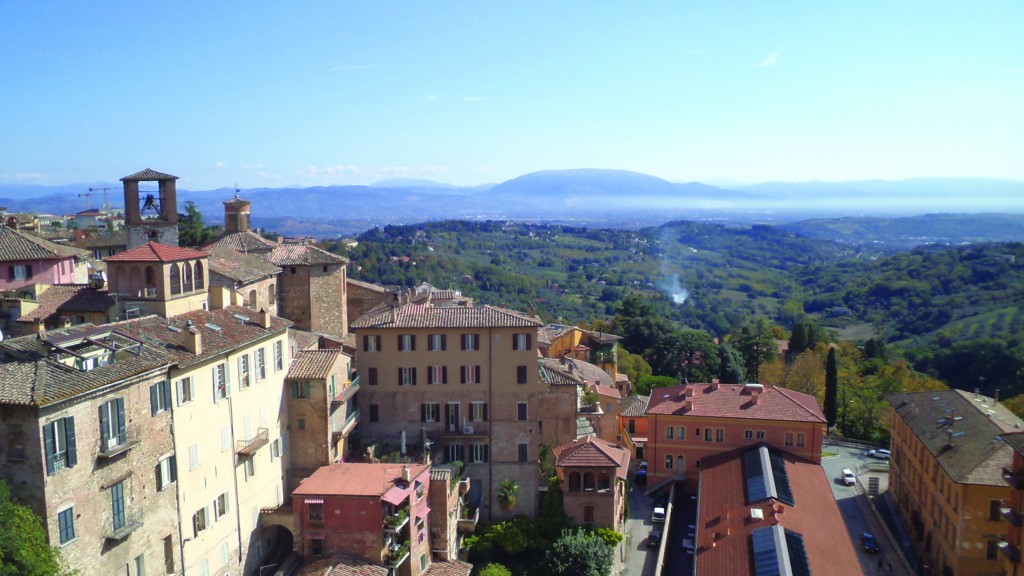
[[59, 538, 78, 548]]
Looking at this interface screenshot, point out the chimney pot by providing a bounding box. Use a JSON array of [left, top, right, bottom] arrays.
[[184, 326, 202, 355], [258, 307, 271, 329]]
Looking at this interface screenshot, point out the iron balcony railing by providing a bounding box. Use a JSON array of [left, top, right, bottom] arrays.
[[236, 428, 269, 455], [98, 427, 141, 458], [104, 509, 143, 541]]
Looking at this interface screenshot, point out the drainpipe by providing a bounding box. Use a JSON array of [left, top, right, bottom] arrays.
[[225, 352, 245, 565], [169, 368, 188, 576], [487, 327, 494, 522]]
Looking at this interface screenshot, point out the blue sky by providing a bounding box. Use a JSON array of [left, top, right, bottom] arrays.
[[2, 1, 1021, 190]]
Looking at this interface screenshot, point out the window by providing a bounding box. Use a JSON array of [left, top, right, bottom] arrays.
[[271, 439, 281, 460], [238, 354, 251, 389], [583, 505, 595, 523], [274, 340, 284, 371], [446, 444, 465, 463], [328, 376, 336, 400], [678, 427, 686, 440], [784, 432, 794, 447], [628, 419, 636, 434], [665, 455, 673, 469], [308, 502, 325, 524], [43, 417, 77, 475], [214, 493, 230, 521], [369, 404, 379, 422], [244, 457, 255, 479], [704, 428, 712, 442], [796, 433, 806, 448], [292, 381, 311, 398], [398, 334, 416, 351], [298, 418, 306, 430], [472, 444, 489, 463], [470, 401, 488, 422], [460, 365, 480, 384], [8, 264, 32, 281], [428, 334, 446, 351], [516, 365, 528, 384], [517, 443, 528, 463], [157, 455, 177, 490], [200, 558, 210, 576], [461, 333, 480, 351], [422, 403, 440, 423], [517, 402, 528, 421], [512, 333, 532, 351], [99, 397, 127, 452], [667, 427, 675, 440], [363, 335, 381, 352], [192, 507, 209, 536], [110, 481, 127, 532], [150, 380, 172, 415], [255, 348, 266, 382], [221, 428, 230, 452], [368, 367, 378, 386], [716, 429, 724, 442], [398, 367, 417, 386], [987, 539, 1000, 561], [310, 538, 324, 557], [58, 507, 75, 544], [134, 554, 146, 576], [220, 542, 230, 567], [428, 365, 448, 384], [991, 500, 1003, 521], [189, 444, 199, 470], [421, 555, 427, 572], [744, 430, 753, 440], [756, 430, 766, 440], [213, 363, 229, 401], [176, 377, 195, 406], [164, 535, 175, 574]]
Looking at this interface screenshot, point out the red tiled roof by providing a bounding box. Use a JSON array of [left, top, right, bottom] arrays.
[[351, 303, 543, 330], [266, 244, 348, 266], [646, 383, 825, 423], [293, 463, 430, 497], [424, 560, 472, 576], [695, 447, 861, 576], [591, 383, 621, 400], [106, 241, 208, 262], [15, 284, 116, 324], [120, 168, 178, 181], [288, 349, 345, 380], [293, 551, 387, 576], [553, 436, 630, 479]]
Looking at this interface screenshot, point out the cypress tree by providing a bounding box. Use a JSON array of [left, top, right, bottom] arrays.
[[825, 348, 838, 428]]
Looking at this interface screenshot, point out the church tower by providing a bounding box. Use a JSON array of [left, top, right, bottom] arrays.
[[121, 168, 179, 249]]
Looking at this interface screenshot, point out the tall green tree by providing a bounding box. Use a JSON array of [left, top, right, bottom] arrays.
[[787, 322, 808, 360], [718, 342, 747, 384], [0, 479, 72, 576], [824, 347, 838, 428], [546, 529, 614, 576], [178, 201, 212, 247], [737, 318, 777, 382]]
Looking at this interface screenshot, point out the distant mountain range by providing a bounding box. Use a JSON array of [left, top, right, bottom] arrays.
[[2, 169, 1022, 239]]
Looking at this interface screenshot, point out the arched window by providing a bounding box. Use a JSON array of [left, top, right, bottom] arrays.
[[144, 266, 157, 297], [128, 267, 142, 297], [183, 262, 194, 292], [169, 263, 182, 295], [664, 455, 673, 470], [583, 505, 594, 524], [268, 283, 276, 309], [568, 472, 581, 492], [583, 472, 596, 491], [676, 455, 686, 477], [248, 289, 258, 309], [194, 261, 205, 290], [598, 472, 611, 491]]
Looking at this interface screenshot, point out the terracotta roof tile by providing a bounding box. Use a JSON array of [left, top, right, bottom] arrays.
[[293, 551, 387, 576], [424, 560, 472, 576], [647, 383, 826, 423], [266, 244, 348, 266], [106, 241, 208, 262], [554, 436, 630, 479], [288, 349, 344, 380], [15, 284, 116, 324], [591, 383, 621, 400], [293, 462, 430, 497], [120, 168, 178, 181], [619, 395, 650, 417], [207, 245, 281, 283], [695, 446, 861, 576], [0, 227, 88, 262], [347, 278, 387, 293], [203, 230, 278, 254], [351, 303, 542, 330], [888, 389, 1022, 485], [539, 358, 585, 387]]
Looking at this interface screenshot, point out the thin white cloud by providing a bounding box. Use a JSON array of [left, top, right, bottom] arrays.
[[757, 48, 782, 68], [332, 64, 374, 72], [474, 166, 490, 173], [12, 171, 48, 181]]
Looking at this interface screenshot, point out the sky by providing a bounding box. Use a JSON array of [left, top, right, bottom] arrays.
[[1, 1, 1022, 190]]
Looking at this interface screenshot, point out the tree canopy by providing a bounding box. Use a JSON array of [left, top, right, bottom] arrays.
[[0, 479, 71, 576]]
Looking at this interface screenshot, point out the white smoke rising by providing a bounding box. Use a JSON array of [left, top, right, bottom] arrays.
[[659, 273, 690, 304]]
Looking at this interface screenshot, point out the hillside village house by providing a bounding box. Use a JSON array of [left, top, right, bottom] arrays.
[[553, 435, 630, 531], [644, 382, 826, 490], [0, 224, 89, 290], [888, 389, 1023, 576], [351, 301, 580, 519], [1, 281, 117, 336], [617, 394, 650, 463]]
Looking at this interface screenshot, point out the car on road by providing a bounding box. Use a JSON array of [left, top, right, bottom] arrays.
[[865, 449, 891, 460], [648, 528, 662, 548], [860, 532, 880, 554], [635, 461, 648, 485], [842, 468, 857, 486], [652, 506, 666, 523]]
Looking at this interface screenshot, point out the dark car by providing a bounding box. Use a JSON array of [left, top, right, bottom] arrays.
[[635, 461, 648, 485], [648, 528, 663, 548], [861, 532, 880, 554]]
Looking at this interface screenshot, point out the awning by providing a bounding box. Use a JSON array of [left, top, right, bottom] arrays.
[[381, 486, 407, 506], [304, 498, 324, 505], [416, 507, 431, 519]]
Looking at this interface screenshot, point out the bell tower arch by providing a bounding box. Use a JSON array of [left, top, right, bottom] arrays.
[[121, 168, 180, 249]]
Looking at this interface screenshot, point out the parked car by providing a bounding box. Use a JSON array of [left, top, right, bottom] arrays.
[[861, 532, 880, 553], [635, 461, 648, 485], [648, 528, 663, 548], [842, 468, 857, 486], [652, 506, 666, 523], [865, 449, 891, 460]]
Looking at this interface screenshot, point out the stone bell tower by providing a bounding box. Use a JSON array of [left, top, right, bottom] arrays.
[[121, 168, 179, 249]]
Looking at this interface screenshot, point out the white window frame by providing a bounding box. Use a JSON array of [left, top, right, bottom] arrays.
[[255, 348, 266, 382], [189, 444, 200, 470], [213, 364, 228, 401], [193, 507, 209, 536], [158, 454, 177, 490], [274, 340, 284, 372], [176, 377, 195, 406], [213, 493, 230, 521], [428, 334, 445, 351], [399, 334, 414, 352], [470, 401, 486, 422], [399, 367, 416, 386], [424, 403, 440, 422], [429, 365, 446, 385], [238, 354, 250, 389], [471, 443, 488, 463]]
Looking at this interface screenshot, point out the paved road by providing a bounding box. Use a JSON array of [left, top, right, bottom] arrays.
[[822, 443, 901, 576], [619, 481, 660, 576]]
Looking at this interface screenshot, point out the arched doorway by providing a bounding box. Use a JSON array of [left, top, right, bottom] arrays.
[[253, 524, 294, 573]]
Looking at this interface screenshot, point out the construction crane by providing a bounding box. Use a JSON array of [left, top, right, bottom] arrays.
[[89, 187, 111, 214], [77, 189, 93, 213]]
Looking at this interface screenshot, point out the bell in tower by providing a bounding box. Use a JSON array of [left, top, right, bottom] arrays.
[[121, 168, 180, 249]]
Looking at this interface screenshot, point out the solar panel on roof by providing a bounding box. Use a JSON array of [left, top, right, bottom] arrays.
[[783, 529, 811, 576], [743, 448, 771, 503], [743, 446, 793, 506], [769, 450, 795, 507], [751, 526, 784, 576]]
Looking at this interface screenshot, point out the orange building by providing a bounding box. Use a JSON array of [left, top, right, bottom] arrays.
[[553, 436, 630, 531], [1001, 432, 1024, 576], [618, 394, 650, 463], [645, 383, 825, 490], [888, 389, 1022, 576]]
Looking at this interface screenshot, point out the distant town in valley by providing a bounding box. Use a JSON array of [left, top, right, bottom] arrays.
[[0, 167, 1021, 576]]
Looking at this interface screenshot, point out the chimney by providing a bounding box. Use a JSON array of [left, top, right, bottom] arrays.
[[184, 326, 202, 355], [946, 429, 953, 446], [684, 385, 694, 398], [683, 399, 693, 412], [996, 388, 1001, 403], [950, 408, 956, 423], [402, 464, 411, 482], [711, 380, 720, 391], [258, 307, 271, 329], [390, 306, 398, 324], [751, 394, 760, 405]]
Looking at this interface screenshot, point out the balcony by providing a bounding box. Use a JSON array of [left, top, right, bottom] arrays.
[[1003, 506, 1023, 526], [332, 408, 361, 443], [458, 506, 479, 533], [383, 506, 409, 533], [98, 427, 141, 459], [236, 428, 269, 455], [440, 421, 489, 438], [458, 477, 470, 495], [383, 541, 410, 569], [330, 376, 360, 411], [104, 509, 143, 541], [1000, 540, 1020, 563]]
